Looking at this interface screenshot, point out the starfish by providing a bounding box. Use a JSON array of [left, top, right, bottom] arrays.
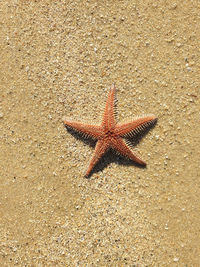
[[63, 84, 157, 177]]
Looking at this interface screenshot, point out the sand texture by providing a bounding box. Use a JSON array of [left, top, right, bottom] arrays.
[[0, 0, 200, 266]]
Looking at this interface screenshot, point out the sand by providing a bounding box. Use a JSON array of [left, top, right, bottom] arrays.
[[0, 0, 200, 266]]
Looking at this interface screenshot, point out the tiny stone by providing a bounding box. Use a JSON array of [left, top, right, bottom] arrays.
[[0, 112, 3, 118], [176, 43, 182, 47], [173, 257, 179, 262]]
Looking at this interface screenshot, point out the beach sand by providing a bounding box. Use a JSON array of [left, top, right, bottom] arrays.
[[0, 1, 200, 266]]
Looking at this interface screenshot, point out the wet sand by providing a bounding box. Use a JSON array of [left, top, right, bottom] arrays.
[[0, 1, 200, 266]]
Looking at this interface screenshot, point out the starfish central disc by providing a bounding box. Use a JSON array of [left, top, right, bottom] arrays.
[[105, 130, 114, 137]]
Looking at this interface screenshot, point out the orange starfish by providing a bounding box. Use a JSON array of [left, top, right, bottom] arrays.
[[64, 85, 157, 177]]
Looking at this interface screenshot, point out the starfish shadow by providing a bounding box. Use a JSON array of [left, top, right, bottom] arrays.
[[64, 119, 157, 178], [86, 149, 146, 178]]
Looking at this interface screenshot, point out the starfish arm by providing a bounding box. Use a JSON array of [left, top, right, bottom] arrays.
[[63, 120, 103, 139], [111, 138, 146, 166], [102, 84, 117, 129], [85, 139, 109, 177], [115, 115, 157, 137]]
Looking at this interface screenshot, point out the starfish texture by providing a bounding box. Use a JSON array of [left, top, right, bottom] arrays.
[[64, 85, 157, 177]]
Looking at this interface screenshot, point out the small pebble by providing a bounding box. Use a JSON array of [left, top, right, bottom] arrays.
[[173, 257, 179, 262]]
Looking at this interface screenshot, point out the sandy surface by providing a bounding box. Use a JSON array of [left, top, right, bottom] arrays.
[[0, 0, 200, 266]]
